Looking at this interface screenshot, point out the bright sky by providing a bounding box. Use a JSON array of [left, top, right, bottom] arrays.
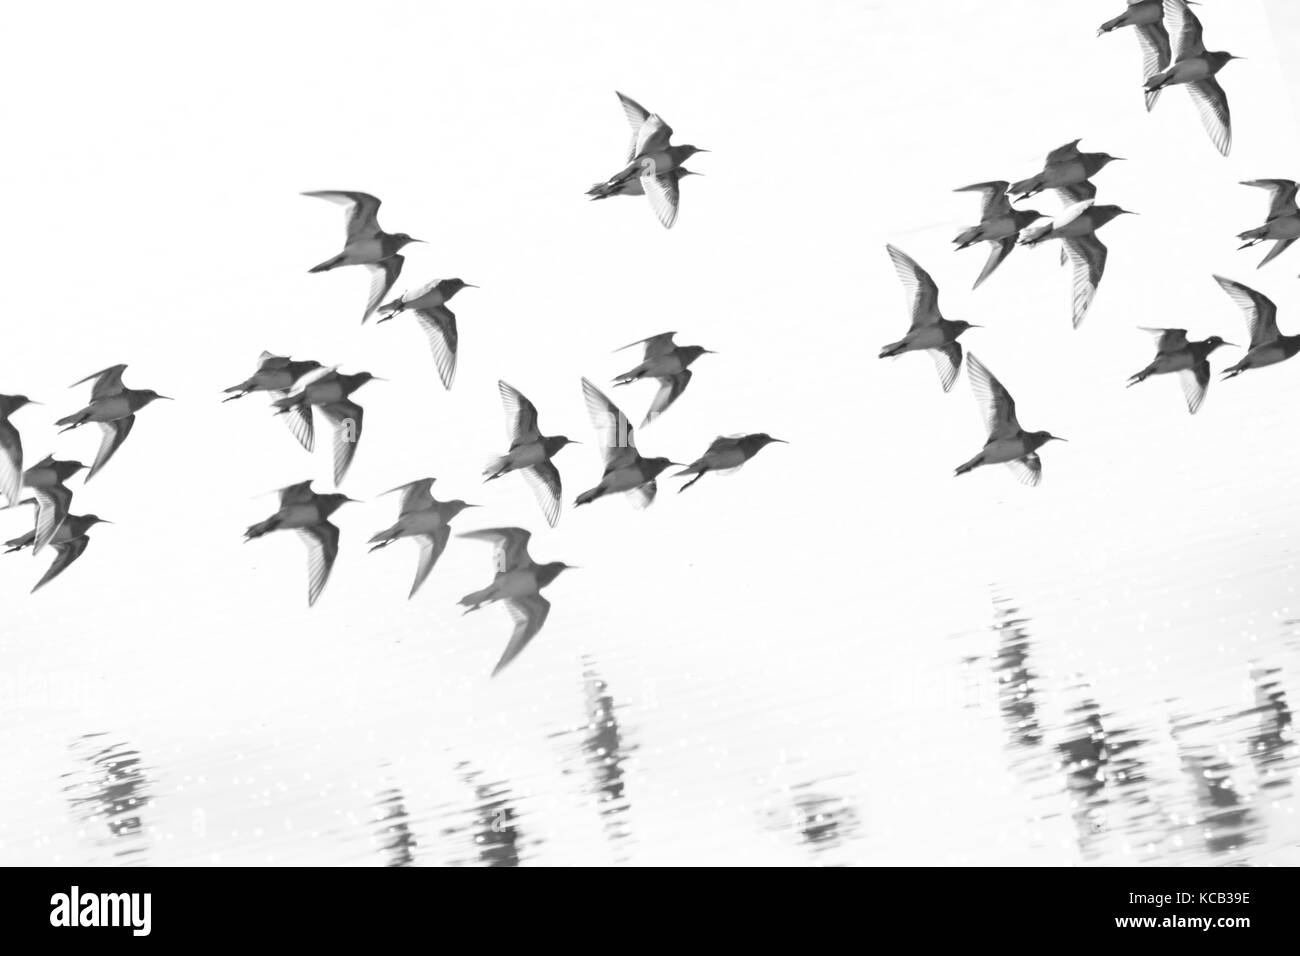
[[1, 0, 1298, 865]]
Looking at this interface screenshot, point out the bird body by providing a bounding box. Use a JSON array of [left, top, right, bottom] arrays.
[[954, 354, 1064, 485], [272, 370, 377, 484], [244, 481, 355, 606], [879, 245, 977, 391], [376, 278, 475, 390], [611, 332, 713, 426], [223, 353, 323, 401], [1098, 1, 1172, 110], [1236, 180, 1300, 268], [1126, 328, 1232, 413], [953, 181, 1044, 289], [5, 511, 109, 592], [484, 382, 576, 527], [302, 191, 423, 321], [1009, 140, 1122, 203], [19, 454, 83, 555], [675, 433, 786, 492], [1019, 201, 1135, 328], [55, 365, 170, 480], [574, 378, 679, 508], [1143, 0, 1240, 155], [457, 526, 572, 676], [1214, 276, 1300, 379], [368, 478, 476, 598]]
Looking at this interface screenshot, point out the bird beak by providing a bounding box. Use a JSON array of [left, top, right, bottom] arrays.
[[370, 377, 389, 382], [1121, 210, 1139, 216], [1224, 341, 1240, 348], [410, 239, 427, 244], [771, 439, 790, 444], [464, 283, 479, 289], [99, 519, 115, 525], [1052, 436, 1068, 443], [343, 497, 363, 504], [156, 395, 175, 400], [463, 503, 482, 509], [703, 349, 719, 354], [25, 400, 42, 406], [1111, 157, 1127, 162], [966, 324, 984, 329]]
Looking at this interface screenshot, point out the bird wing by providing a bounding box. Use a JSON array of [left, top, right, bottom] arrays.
[[966, 353, 1021, 439], [384, 477, 435, 515], [277, 480, 316, 506], [642, 370, 691, 427], [642, 171, 681, 229], [1186, 77, 1231, 157], [492, 593, 551, 677], [629, 479, 658, 510], [322, 400, 363, 486], [1136, 23, 1171, 110], [1054, 181, 1097, 205], [954, 181, 1012, 221], [280, 403, 315, 452], [87, 415, 135, 480], [258, 353, 292, 371], [414, 305, 458, 389], [1139, 327, 1190, 353], [0, 420, 21, 508], [498, 381, 541, 445], [616, 91, 652, 162], [32, 534, 90, 593], [297, 520, 340, 607], [1005, 454, 1043, 488], [1242, 179, 1300, 221], [930, 342, 963, 394], [1164, 0, 1205, 61], [458, 527, 534, 573], [973, 237, 1017, 290], [1045, 139, 1083, 163], [1179, 361, 1211, 415], [408, 526, 450, 599], [886, 244, 942, 329], [1061, 235, 1109, 329], [31, 483, 74, 555], [363, 255, 405, 323], [616, 332, 677, 358], [71, 364, 128, 400], [632, 114, 673, 159], [1214, 275, 1280, 349], [521, 460, 563, 528], [581, 378, 638, 470], [1258, 238, 1297, 268], [302, 190, 383, 243]]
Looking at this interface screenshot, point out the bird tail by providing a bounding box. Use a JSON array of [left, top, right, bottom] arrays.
[[587, 181, 619, 200], [1236, 226, 1267, 247], [1126, 365, 1154, 387], [54, 410, 88, 430], [482, 456, 510, 480], [222, 379, 254, 401], [1097, 13, 1127, 35], [574, 486, 604, 507], [244, 517, 279, 540], [954, 454, 983, 477], [676, 469, 706, 492], [878, 340, 907, 359], [270, 392, 304, 413], [3, 531, 34, 553], [308, 253, 346, 274], [1221, 363, 1246, 380], [457, 587, 493, 612], [1144, 70, 1170, 93], [953, 226, 982, 248], [367, 525, 399, 551], [1008, 176, 1039, 199]]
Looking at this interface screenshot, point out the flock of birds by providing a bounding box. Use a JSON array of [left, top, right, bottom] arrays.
[[879, 0, 1299, 484], [2, 0, 1296, 675], [0, 91, 778, 678]]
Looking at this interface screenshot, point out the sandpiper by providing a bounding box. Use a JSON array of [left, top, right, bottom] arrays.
[[376, 278, 476, 390], [589, 167, 701, 201], [612, 332, 714, 426], [19, 454, 84, 555], [879, 244, 979, 392], [1019, 199, 1137, 328], [272, 369, 380, 485], [675, 434, 787, 492], [574, 378, 680, 509], [1236, 180, 1300, 268], [1009, 139, 1124, 204], [457, 526, 574, 677], [953, 182, 1045, 289], [588, 92, 707, 229], [5, 512, 111, 593], [1144, 0, 1241, 156], [1098, 1, 1173, 111], [955, 354, 1065, 486], [484, 381, 578, 528], [368, 477, 478, 599], [222, 352, 324, 402], [1214, 276, 1300, 379], [55, 365, 171, 480], [1126, 328, 1234, 414], [302, 191, 423, 322], [244, 480, 357, 607], [0, 394, 38, 508]]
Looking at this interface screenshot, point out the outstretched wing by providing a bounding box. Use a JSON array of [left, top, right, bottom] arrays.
[[521, 461, 563, 528], [385, 477, 435, 515], [408, 526, 450, 599], [886, 244, 942, 329], [363, 255, 405, 323], [1186, 77, 1231, 157], [297, 521, 340, 607], [966, 353, 1021, 439], [1164, 0, 1205, 61], [498, 381, 542, 445], [1138, 327, 1190, 354], [0, 420, 21, 509], [86, 415, 136, 481], [71, 364, 128, 400], [954, 181, 1012, 221], [302, 190, 383, 243], [1136, 23, 1171, 111], [1005, 454, 1043, 488], [930, 342, 963, 393], [973, 237, 1017, 290], [616, 91, 652, 162], [277, 480, 316, 507], [492, 594, 552, 677], [643, 171, 681, 229], [414, 305, 458, 389], [1179, 361, 1211, 415], [581, 377, 638, 470], [642, 370, 691, 426], [1242, 179, 1300, 221], [1061, 235, 1109, 329], [31, 483, 74, 555], [322, 401, 363, 486], [1045, 139, 1083, 163], [32, 535, 90, 593], [458, 526, 533, 573], [1054, 181, 1097, 206], [1213, 275, 1280, 349], [616, 332, 677, 358]]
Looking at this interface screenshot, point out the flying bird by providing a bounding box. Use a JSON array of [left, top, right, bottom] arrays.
[[1144, 0, 1242, 156], [19, 455, 84, 555], [574, 378, 680, 508], [5, 512, 111, 593], [587, 92, 707, 229], [952, 182, 1045, 289], [55, 365, 171, 480], [367, 478, 478, 599], [611, 332, 714, 426], [879, 244, 979, 392], [244, 480, 357, 607], [1214, 276, 1300, 379], [954, 354, 1066, 486], [1097, 0, 1173, 111], [457, 526, 574, 677], [1009, 139, 1124, 204], [1236, 180, 1300, 268], [302, 191, 423, 322], [675, 434, 787, 492], [0, 394, 38, 508], [272, 370, 380, 485], [1126, 328, 1234, 414], [484, 381, 578, 528], [376, 278, 477, 390], [222, 352, 324, 402], [1019, 200, 1137, 328]]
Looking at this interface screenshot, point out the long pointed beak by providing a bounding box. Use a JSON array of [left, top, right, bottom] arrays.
[[966, 324, 985, 329], [463, 503, 482, 509], [409, 238, 427, 244], [1052, 437, 1068, 443], [26, 400, 43, 406], [156, 395, 175, 400], [1122, 210, 1139, 216], [99, 519, 115, 525], [771, 439, 790, 444], [343, 497, 363, 504], [464, 283, 479, 289]]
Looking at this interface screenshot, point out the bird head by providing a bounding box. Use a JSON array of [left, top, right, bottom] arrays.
[[0, 394, 38, 415], [1204, 335, 1236, 352], [680, 345, 716, 365], [442, 278, 478, 295], [444, 500, 480, 518], [1213, 51, 1245, 70], [321, 494, 361, 516], [749, 433, 789, 448], [546, 435, 580, 455], [952, 320, 983, 334], [678, 146, 708, 161], [1093, 205, 1138, 228], [347, 372, 383, 388], [140, 390, 173, 404], [392, 233, 424, 250], [56, 459, 86, 481], [82, 515, 112, 528], [1096, 152, 1126, 167], [646, 457, 684, 478], [1033, 431, 1067, 446], [678, 168, 703, 180], [537, 560, 577, 587]]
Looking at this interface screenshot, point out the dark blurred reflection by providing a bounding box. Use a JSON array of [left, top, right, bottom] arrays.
[[549, 656, 636, 859], [763, 780, 861, 863], [440, 762, 524, 867], [61, 733, 152, 864], [374, 786, 417, 867], [1245, 663, 1295, 797], [1171, 717, 1255, 857], [992, 594, 1043, 750]]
